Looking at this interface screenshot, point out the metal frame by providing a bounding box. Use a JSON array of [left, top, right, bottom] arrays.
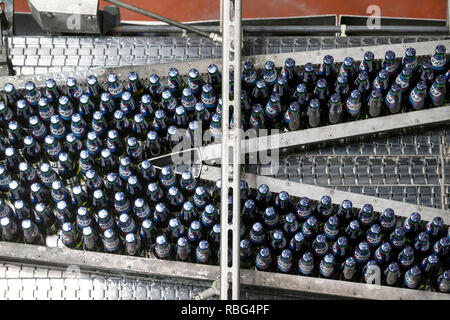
[[0, 242, 448, 300], [220, 0, 242, 301]]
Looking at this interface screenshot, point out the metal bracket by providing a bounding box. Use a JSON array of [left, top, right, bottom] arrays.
[[194, 277, 222, 300]]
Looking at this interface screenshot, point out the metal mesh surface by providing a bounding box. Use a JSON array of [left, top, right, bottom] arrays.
[[7, 35, 450, 75], [0, 262, 302, 300]]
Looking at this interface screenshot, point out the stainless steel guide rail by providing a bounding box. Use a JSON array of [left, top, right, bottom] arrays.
[[220, 0, 242, 301], [0, 242, 448, 300], [199, 166, 450, 224], [1, 40, 449, 89], [200, 105, 450, 162]]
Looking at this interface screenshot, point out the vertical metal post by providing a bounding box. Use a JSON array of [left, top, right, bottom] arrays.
[[447, 0, 450, 34], [220, 0, 224, 35], [220, 0, 242, 300]]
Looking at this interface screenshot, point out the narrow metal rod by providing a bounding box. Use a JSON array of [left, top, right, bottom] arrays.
[[104, 0, 220, 40], [219, 0, 231, 298], [110, 24, 450, 35], [448, 0, 450, 34]]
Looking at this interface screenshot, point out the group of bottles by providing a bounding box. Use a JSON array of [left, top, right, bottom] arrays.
[[245, 44, 450, 131], [232, 184, 449, 293], [1, 44, 449, 161]]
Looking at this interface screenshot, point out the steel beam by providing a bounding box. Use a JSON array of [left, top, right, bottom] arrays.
[[200, 105, 450, 162], [200, 166, 450, 224], [0, 242, 448, 300], [220, 0, 242, 301]]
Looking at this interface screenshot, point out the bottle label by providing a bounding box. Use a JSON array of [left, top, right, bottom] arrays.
[[0, 174, 11, 188], [104, 238, 120, 252], [324, 224, 339, 239], [39, 173, 55, 185], [404, 272, 418, 288], [385, 94, 397, 109], [168, 81, 178, 92], [277, 259, 292, 273], [346, 100, 361, 116], [431, 55, 446, 70], [375, 248, 388, 263], [31, 124, 47, 140], [396, 77, 410, 92], [263, 72, 277, 85], [77, 217, 92, 229], [265, 106, 280, 119], [438, 278, 450, 292], [70, 87, 83, 99], [39, 107, 54, 120], [62, 233, 75, 246], [155, 244, 170, 258], [92, 123, 104, 135], [51, 191, 66, 202], [0, 204, 11, 218], [107, 140, 118, 153], [250, 232, 265, 245], [302, 225, 314, 239], [150, 84, 163, 96], [79, 161, 92, 173], [196, 250, 209, 263], [119, 167, 132, 180], [120, 221, 136, 234], [255, 255, 270, 270], [135, 206, 151, 220], [115, 202, 130, 214], [26, 92, 41, 105], [201, 96, 216, 107], [160, 175, 176, 189], [405, 60, 417, 71], [51, 126, 65, 138], [314, 245, 328, 256], [189, 81, 200, 92], [181, 98, 196, 111], [430, 86, 443, 102], [354, 250, 369, 263], [320, 264, 333, 277], [201, 213, 215, 227], [299, 261, 313, 275], [108, 84, 124, 98], [384, 63, 397, 74], [98, 218, 114, 231], [71, 125, 85, 136], [46, 143, 61, 157], [243, 73, 257, 86]]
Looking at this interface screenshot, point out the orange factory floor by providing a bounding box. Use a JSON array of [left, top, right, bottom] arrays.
[[15, 0, 447, 22]]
